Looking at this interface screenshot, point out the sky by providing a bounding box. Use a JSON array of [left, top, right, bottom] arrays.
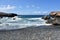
[[0, 0, 60, 15]]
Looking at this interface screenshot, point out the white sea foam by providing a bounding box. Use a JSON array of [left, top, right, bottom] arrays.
[[0, 23, 52, 30], [0, 16, 52, 30]]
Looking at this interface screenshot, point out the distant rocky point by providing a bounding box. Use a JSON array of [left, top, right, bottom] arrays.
[[42, 11, 60, 25], [0, 12, 17, 18]]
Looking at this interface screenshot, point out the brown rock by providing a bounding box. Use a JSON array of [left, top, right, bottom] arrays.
[[50, 11, 60, 17], [49, 11, 60, 25], [55, 12, 60, 17], [50, 12, 56, 16], [50, 12, 57, 18]]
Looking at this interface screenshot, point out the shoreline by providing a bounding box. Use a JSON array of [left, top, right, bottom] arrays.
[[0, 25, 60, 31], [0, 25, 60, 40]]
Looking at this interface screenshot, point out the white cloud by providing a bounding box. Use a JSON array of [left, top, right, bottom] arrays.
[[31, 5, 35, 7], [32, 11, 49, 15], [42, 11, 48, 13], [36, 6, 40, 9], [26, 5, 30, 8], [19, 6, 23, 9], [41, 11, 49, 15], [0, 5, 16, 12], [33, 11, 41, 13], [26, 5, 35, 8]]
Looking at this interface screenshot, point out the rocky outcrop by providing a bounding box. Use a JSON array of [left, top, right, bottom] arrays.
[[50, 12, 56, 16], [50, 11, 60, 25], [42, 15, 53, 24], [42, 11, 60, 25], [50, 11, 60, 17], [0, 12, 17, 17], [42, 15, 50, 20]]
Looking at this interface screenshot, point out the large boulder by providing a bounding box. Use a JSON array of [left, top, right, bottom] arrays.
[[42, 11, 60, 25], [50, 11, 60, 17], [0, 12, 17, 17], [49, 11, 60, 25], [55, 12, 60, 17], [50, 12, 57, 17]]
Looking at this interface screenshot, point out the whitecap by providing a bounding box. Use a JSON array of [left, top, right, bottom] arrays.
[[0, 16, 52, 30]]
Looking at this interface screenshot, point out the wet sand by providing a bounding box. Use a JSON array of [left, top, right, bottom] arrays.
[[0, 25, 60, 40]]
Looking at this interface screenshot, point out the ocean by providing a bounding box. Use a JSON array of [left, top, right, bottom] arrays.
[[0, 15, 52, 30]]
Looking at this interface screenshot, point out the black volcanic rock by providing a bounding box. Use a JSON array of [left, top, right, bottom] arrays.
[[7, 13, 17, 17], [42, 15, 50, 20], [0, 12, 17, 17]]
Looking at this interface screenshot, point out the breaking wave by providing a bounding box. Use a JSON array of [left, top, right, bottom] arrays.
[[0, 16, 52, 30]]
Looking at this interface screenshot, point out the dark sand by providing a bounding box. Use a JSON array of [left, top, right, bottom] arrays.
[[0, 25, 60, 40]]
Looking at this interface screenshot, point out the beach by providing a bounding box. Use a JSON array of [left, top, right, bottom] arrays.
[[0, 0, 60, 40], [0, 25, 60, 40]]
